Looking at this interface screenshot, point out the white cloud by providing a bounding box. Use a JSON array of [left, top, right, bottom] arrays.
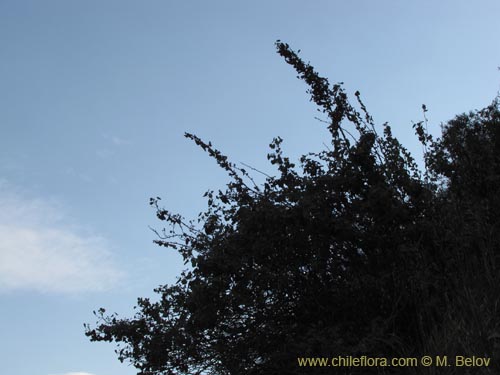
[[65, 167, 93, 183], [0, 187, 123, 294], [110, 136, 131, 146], [50, 372, 97, 375], [95, 148, 114, 159], [96, 134, 131, 159], [102, 133, 131, 146]]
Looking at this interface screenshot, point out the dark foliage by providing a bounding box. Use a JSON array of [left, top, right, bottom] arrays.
[[85, 42, 500, 374]]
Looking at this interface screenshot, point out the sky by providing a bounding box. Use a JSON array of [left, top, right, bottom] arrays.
[[1, 1, 499, 374]]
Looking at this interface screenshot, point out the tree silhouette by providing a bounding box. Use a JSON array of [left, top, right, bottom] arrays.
[[85, 41, 500, 375]]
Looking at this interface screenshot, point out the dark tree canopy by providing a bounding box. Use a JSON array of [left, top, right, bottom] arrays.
[[86, 42, 500, 375]]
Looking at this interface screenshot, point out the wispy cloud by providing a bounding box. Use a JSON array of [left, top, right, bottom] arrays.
[[110, 135, 131, 146], [95, 148, 114, 159], [64, 167, 93, 183], [96, 134, 132, 159], [0, 185, 123, 294], [102, 133, 132, 146], [50, 372, 97, 375]]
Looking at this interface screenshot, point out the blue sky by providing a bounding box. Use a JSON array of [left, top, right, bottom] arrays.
[[1, 1, 499, 374]]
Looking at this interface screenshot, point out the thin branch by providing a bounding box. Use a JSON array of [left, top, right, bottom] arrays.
[[240, 162, 273, 179]]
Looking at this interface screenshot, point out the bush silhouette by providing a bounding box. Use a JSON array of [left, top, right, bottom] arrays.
[[86, 41, 500, 375]]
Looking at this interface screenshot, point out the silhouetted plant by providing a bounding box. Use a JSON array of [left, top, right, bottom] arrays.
[[85, 41, 500, 375]]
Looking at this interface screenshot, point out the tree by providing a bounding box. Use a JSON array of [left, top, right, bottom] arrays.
[[85, 41, 500, 375]]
